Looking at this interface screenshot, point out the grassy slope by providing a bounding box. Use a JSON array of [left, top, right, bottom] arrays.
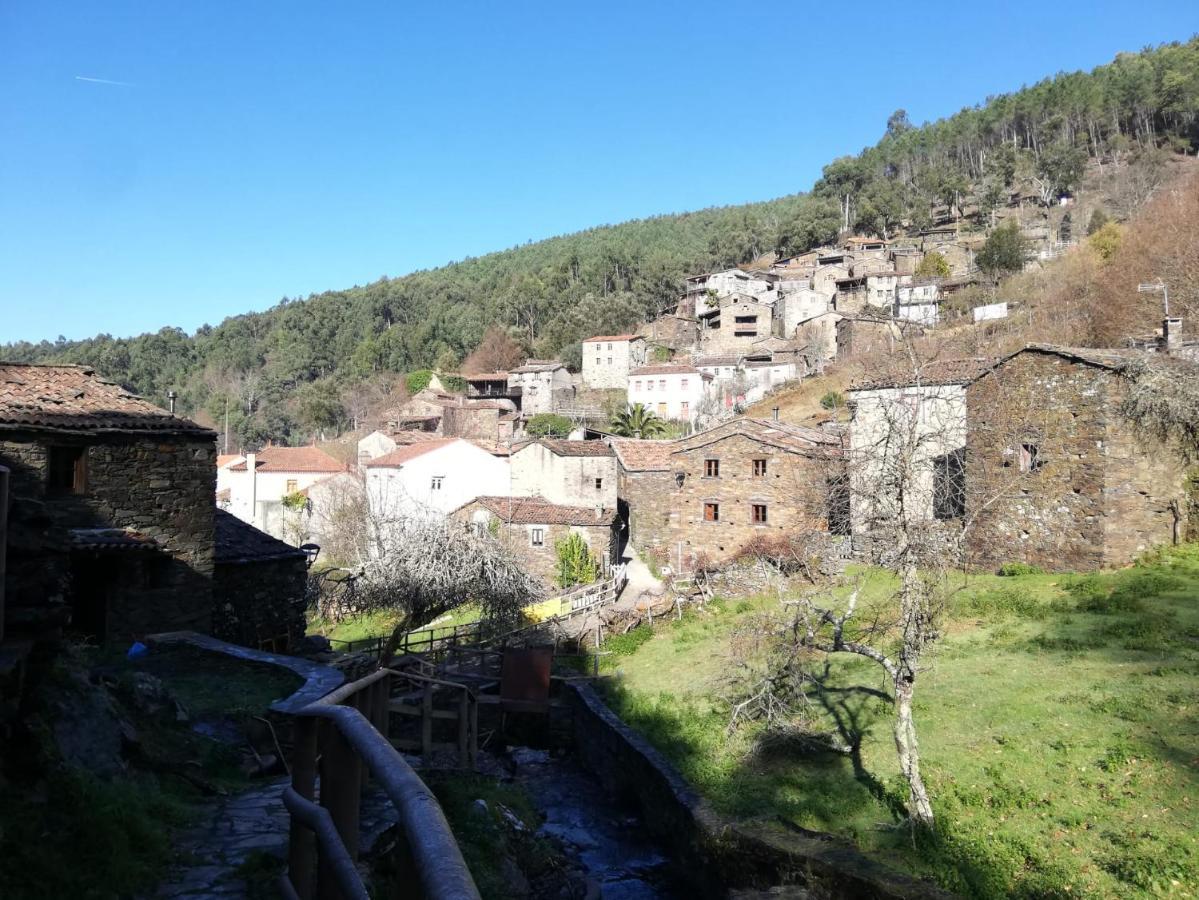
[[601, 548, 1199, 898]]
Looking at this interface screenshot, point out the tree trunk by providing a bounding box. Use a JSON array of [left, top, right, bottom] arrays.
[[893, 675, 935, 827]]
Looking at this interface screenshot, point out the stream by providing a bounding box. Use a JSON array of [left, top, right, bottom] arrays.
[[510, 748, 690, 899]]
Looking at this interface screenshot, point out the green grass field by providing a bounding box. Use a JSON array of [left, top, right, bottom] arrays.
[[600, 546, 1199, 898]]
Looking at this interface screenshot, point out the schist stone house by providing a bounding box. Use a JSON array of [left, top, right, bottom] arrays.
[[213, 509, 308, 651], [581, 334, 648, 390], [0, 363, 217, 642], [627, 365, 711, 423], [609, 439, 675, 560], [644, 418, 842, 572], [451, 496, 620, 586], [364, 438, 511, 523], [965, 345, 1198, 571], [510, 439, 617, 508], [508, 360, 573, 415], [698, 295, 775, 354]]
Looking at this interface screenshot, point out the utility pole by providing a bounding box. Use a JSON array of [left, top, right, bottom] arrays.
[[224, 397, 230, 454]]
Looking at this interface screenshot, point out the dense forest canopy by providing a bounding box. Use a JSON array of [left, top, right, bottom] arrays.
[[4, 38, 1198, 448]]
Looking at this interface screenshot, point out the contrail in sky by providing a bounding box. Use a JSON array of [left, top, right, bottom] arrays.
[[75, 75, 134, 87]]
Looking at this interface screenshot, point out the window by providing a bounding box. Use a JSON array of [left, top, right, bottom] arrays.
[[1020, 443, 1042, 473], [704, 458, 720, 478], [681, 378, 689, 390], [752, 459, 767, 477], [657, 402, 667, 416], [659, 379, 666, 390], [933, 449, 966, 520], [285, 479, 298, 494], [734, 315, 757, 324], [634, 380, 641, 391], [607, 357, 613, 366], [607, 342, 612, 350], [594, 477, 603, 491], [680, 401, 689, 418], [703, 502, 720, 522], [646, 380, 653, 392], [752, 503, 768, 524], [47, 445, 87, 495], [530, 527, 545, 547], [431, 475, 444, 491]]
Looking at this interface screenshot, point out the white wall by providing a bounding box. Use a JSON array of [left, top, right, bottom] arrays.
[[509, 442, 618, 508], [225, 466, 332, 533], [366, 439, 510, 524], [626, 371, 709, 423]]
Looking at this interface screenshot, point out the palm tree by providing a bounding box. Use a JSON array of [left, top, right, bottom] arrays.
[[609, 403, 666, 439]]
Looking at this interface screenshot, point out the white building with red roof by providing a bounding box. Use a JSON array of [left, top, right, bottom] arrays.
[[627, 365, 713, 424], [581, 334, 647, 390], [363, 437, 510, 524], [221, 445, 347, 536]]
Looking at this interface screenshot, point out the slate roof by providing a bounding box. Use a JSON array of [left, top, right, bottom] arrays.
[[227, 445, 346, 473], [70, 527, 160, 551], [608, 439, 676, 472], [461, 496, 618, 527], [537, 439, 614, 458], [463, 372, 510, 381], [511, 360, 564, 373], [851, 357, 997, 391], [582, 334, 642, 343], [675, 417, 841, 456], [630, 364, 703, 377], [0, 363, 212, 436], [214, 509, 307, 565], [363, 438, 457, 468], [694, 356, 740, 367]]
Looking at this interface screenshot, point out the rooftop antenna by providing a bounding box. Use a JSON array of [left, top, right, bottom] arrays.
[[1137, 280, 1170, 316]]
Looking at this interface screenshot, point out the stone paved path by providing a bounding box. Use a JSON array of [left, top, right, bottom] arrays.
[[154, 777, 398, 898]]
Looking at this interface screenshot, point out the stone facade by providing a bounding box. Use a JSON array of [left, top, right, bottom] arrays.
[[698, 298, 775, 355], [609, 439, 676, 564], [510, 440, 617, 508], [661, 420, 841, 572], [0, 431, 216, 641], [581, 336, 648, 390], [965, 348, 1193, 571]]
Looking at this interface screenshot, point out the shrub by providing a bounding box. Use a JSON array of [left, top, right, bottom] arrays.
[[405, 369, 434, 394], [603, 626, 655, 658], [554, 532, 599, 589], [526, 413, 573, 438], [961, 587, 1045, 621], [819, 390, 845, 410], [996, 562, 1045, 576]]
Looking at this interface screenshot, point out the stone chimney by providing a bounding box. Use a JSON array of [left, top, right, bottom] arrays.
[[1163, 317, 1183, 353], [594, 504, 603, 521], [246, 453, 257, 527], [772, 406, 780, 422]]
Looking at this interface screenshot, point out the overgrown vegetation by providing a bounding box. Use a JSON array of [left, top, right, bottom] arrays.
[[601, 546, 1199, 898]]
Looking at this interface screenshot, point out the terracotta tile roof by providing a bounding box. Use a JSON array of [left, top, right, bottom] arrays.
[[850, 357, 997, 391], [676, 417, 841, 456], [363, 438, 457, 468], [608, 439, 676, 472], [214, 509, 307, 564], [0, 363, 212, 436], [630, 364, 702, 377], [216, 487, 231, 502], [582, 334, 642, 343], [471, 440, 512, 457], [536, 439, 614, 458], [463, 496, 618, 526], [217, 454, 243, 468], [390, 431, 448, 445], [227, 445, 346, 473]]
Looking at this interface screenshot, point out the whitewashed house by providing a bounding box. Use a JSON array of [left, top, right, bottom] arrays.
[[627, 365, 711, 423], [581, 334, 648, 390], [363, 438, 510, 524], [895, 282, 941, 326], [221, 446, 347, 540], [685, 269, 776, 302], [509, 439, 617, 508]]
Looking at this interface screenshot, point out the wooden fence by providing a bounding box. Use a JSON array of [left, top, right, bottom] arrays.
[[282, 668, 481, 900]]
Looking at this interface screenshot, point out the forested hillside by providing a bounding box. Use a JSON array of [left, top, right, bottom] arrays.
[[5, 37, 1198, 448]]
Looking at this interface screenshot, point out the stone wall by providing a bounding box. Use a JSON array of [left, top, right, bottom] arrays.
[[618, 467, 674, 565], [667, 433, 831, 572], [0, 431, 216, 640], [213, 556, 308, 650], [965, 352, 1189, 571]]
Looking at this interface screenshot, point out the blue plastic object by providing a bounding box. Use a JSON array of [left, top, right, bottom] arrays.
[[126, 641, 149, 660]]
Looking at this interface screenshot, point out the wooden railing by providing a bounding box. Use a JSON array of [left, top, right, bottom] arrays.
[[387, 669, 478, 768], [282, 669, 481, 900]]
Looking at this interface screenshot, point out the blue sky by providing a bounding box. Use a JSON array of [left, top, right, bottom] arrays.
[[1, 2, 1196, 343]]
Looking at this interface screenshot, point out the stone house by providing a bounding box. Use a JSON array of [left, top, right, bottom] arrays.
[[510, 439, 617, 508], [608, 439, 676, 560], [847, 358, 994, 534], [698, 296, 775, 355], [465, 372, 520, 403], [627, 365, 712, 423], [508, 361, 574, 416], [794, 311, 842, 365], [685, 269, 776, 303], [638, 313, 699, 354], [774, 287, 831, 338], [223, 445, 346, 541], [212, 509, 308, 651], [812, 262, 850, 299], [450, 496, 620, 587], [836, 317, 903, 359], [662, 417, 843, 572], [965, 346, 1197, 571], [0, 363, 217, 643], [895, 281, 941, 326], [581, 334, 648, 390], [364, 438, 510, 524]]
